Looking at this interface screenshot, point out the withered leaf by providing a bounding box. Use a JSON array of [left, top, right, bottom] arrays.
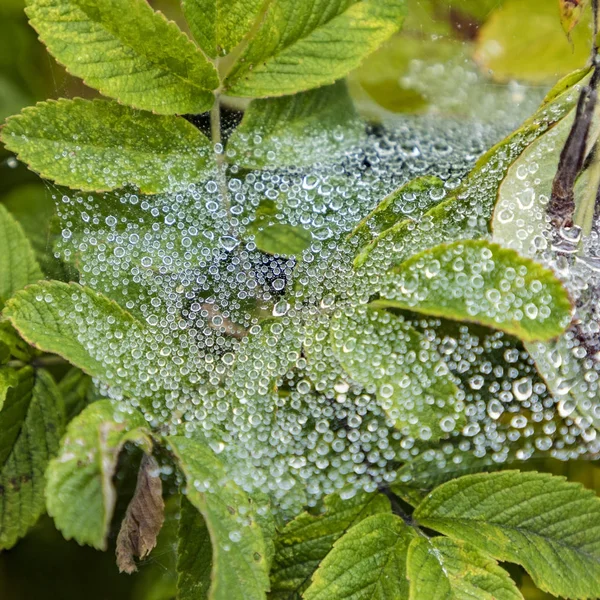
[[116, 454, 165, 574], [560, 0, 590, 35]]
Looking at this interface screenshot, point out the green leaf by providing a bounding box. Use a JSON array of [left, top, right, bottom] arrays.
[[0, 203, 42, 310], [4, 281, 148, 395], [168, 436, 270, 600], [304, 512, 416, 600], [45, 399, 151, 549], [349, 176, 446, 242], [375, 240, 573, 343], [0, 367, 34, 466], [330, 306, 463, 441], [476, 0, 591, 84], [24, 0, 218, 114], [2, 99, 215, 193], [177, 496, 213, 600], [0, 366, 19, 410], [181, 0, 263, 58], [228, 81, 364, 170], [0, 368, 65, 550], [250, 221, 312, 259], [353, 71, 587, 270], [270, 491, 390, 599], [224, 0, 406, 97], [414, 470, 600, 599], [228, 318, 303, 396], [407, 536, 524, 600]]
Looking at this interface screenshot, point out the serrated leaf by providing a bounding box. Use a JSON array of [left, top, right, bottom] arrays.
[[407, 536, 524, 600], [45, 399, 151, 549], [0, 366, 19, 411], [4, 281, 148, 397], [224, 0, 406, 97], [330, 306, 463, 441], [414, 470, 600, 600], [177, 496, 213, 600], [168, 436, 270, 600], [475, 0, 591, 84], [0, 203, 42, 310], [350, 176, 446, 243], [228, 81, 364, 170], [0, 368, 65, 549], [270, 491, 390, 599], [181, 0, 263, 58], [116, 454, 165, 574], [2, 99, 215, 193], [375, 240, 573, 342], [353, 71, 588, 271], [24, 0, 218, 114], [304, 512, 416, 600]]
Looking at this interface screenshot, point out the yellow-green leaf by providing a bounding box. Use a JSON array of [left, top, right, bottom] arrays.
[[45, 400, 151, 549], [270, 491, 390, 599], [24, 0, 218, 114], [181, 0, 263, 58], [375, 240, 573, 342], [414, 470, 600, 600], [407, 537, 524, 600], [475, 0, 591, 84], [1, 99, 215, 193], [168, 436, 270, 600], [224, 0, 406, 97], [304, 513, 416, 600]]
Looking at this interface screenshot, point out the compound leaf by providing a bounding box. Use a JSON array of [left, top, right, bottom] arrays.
[[1, 99, 216, 193], [270, 491, 390, 599], [375, 240, 573, 343], [168, 436, 270, 600], [407, 536, 524, 600], [304, 512, 416, 600], [0, 204, 42, 310], [4, 281, 148, 397], [181, 0, 263, 58], [45, 399, 151, 549], [224, 0, 406, 97], [24, 0, 218, 114], [414, 470, 600, 599]]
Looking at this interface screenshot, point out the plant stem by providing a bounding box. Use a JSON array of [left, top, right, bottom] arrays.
[[210, 93, 232, 219], [380, 487, 427, 536]]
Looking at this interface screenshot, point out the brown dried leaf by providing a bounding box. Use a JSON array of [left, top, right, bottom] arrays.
[[560, 0, 590, 35], [116, 454, 165, 574]]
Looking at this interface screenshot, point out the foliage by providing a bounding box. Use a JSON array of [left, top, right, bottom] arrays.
[[0, 0, 599, 599]]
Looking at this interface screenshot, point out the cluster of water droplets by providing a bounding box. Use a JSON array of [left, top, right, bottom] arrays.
[[49, 109, 599, 509]]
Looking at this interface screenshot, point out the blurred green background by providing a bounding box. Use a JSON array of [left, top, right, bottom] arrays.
[[0, 0, 598, 598]]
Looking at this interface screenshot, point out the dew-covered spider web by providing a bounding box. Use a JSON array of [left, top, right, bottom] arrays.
[[47, 90, 600, 511]]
